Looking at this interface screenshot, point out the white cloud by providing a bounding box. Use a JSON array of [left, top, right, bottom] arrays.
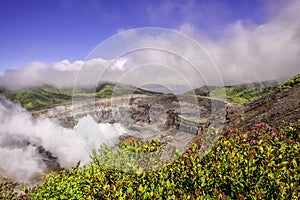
[[1, 1, 300, 91], [205, 0, 300, 84], [53, 59, 83, 71], [111, 57, 127, 71], [0, 59, 109, 90]]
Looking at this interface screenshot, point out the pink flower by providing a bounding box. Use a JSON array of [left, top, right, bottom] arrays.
[[250, 140, 257, 144], [256, 122, 265, 127], [256, 131, 262, 135], [229, 128, 234, 133], [246, 136, 250, 141], [271, 131, 276, 137], [280, 134, 284, 139], [186, 148, 192, 153], [199, 143, 204, 149]]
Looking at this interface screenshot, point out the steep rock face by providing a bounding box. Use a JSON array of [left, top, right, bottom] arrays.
[[227, 85, 300, 129], [163, 110, 210, 135]]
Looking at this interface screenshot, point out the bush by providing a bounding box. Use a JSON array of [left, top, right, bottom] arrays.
[[18, 121, 300, 199], [0, 177, 21, 200]]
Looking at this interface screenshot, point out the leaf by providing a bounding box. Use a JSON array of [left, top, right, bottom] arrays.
[[292, 159, 297, 168], [251, 166, 257, 171], [281, 161, 288, 165], [268, 173, 274, 179], [166, 180, 171, 188], [138, 185, 144, 192]]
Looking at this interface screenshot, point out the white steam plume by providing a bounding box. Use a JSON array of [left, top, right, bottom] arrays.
[[0, 96, 123, 184]]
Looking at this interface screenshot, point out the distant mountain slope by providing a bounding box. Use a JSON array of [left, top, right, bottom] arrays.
[[226, 74, 300, 129], [276, 73, 300, 91], [184, 85, 220, 96], [0, 86, 72, 110], [221, 80, 281, 104], [0, 83, 161, 110], [94, 83, 161, 98], [185, 80, 282, 104]]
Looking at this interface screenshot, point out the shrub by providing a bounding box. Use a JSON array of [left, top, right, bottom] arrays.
[[19, 121, 300, 199]]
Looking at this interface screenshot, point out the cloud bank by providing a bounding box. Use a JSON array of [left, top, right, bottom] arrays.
[[206, 0, 300, 84]]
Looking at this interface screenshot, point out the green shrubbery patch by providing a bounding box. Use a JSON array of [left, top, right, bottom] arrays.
[[3, 121, 296, 199], [277, 74, 300, 91]]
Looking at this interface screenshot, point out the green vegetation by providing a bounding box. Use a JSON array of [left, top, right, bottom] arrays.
[[222, 75, 300, 104], [2, 75, 298, 109], [0, 86, 73, 110], [91, 139, 168, 173], [185, 86, 220, 96], [277, 74, 300, 91], [0, 83, 160, 110], [94, 83, 160, 99], [187, 80, 281, 104], [211, 86, 273, 104], [0, 176, 20, 199], [4, 121, 298, 199]]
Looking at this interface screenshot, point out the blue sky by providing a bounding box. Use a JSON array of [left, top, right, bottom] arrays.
[[0, 0, 269, 70], [1, 0, 299, 89]]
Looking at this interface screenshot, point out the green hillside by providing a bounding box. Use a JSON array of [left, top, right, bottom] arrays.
[[276, 74, 300, 91], [94, 83, 160, 99], [214, 81, 279, 104], [0, 86, 73, 110], [223, 75, 300, 104], [187, 80, 282, 104], [185, 85, 220, 96], [0, 83, 161, 110]]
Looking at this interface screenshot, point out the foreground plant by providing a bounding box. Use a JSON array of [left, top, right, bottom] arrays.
[[14, 121, 300, 199]]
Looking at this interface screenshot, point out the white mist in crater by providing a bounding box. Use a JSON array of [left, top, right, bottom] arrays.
[[75, 115, 125, 155], [0, 96, 124, 184]]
